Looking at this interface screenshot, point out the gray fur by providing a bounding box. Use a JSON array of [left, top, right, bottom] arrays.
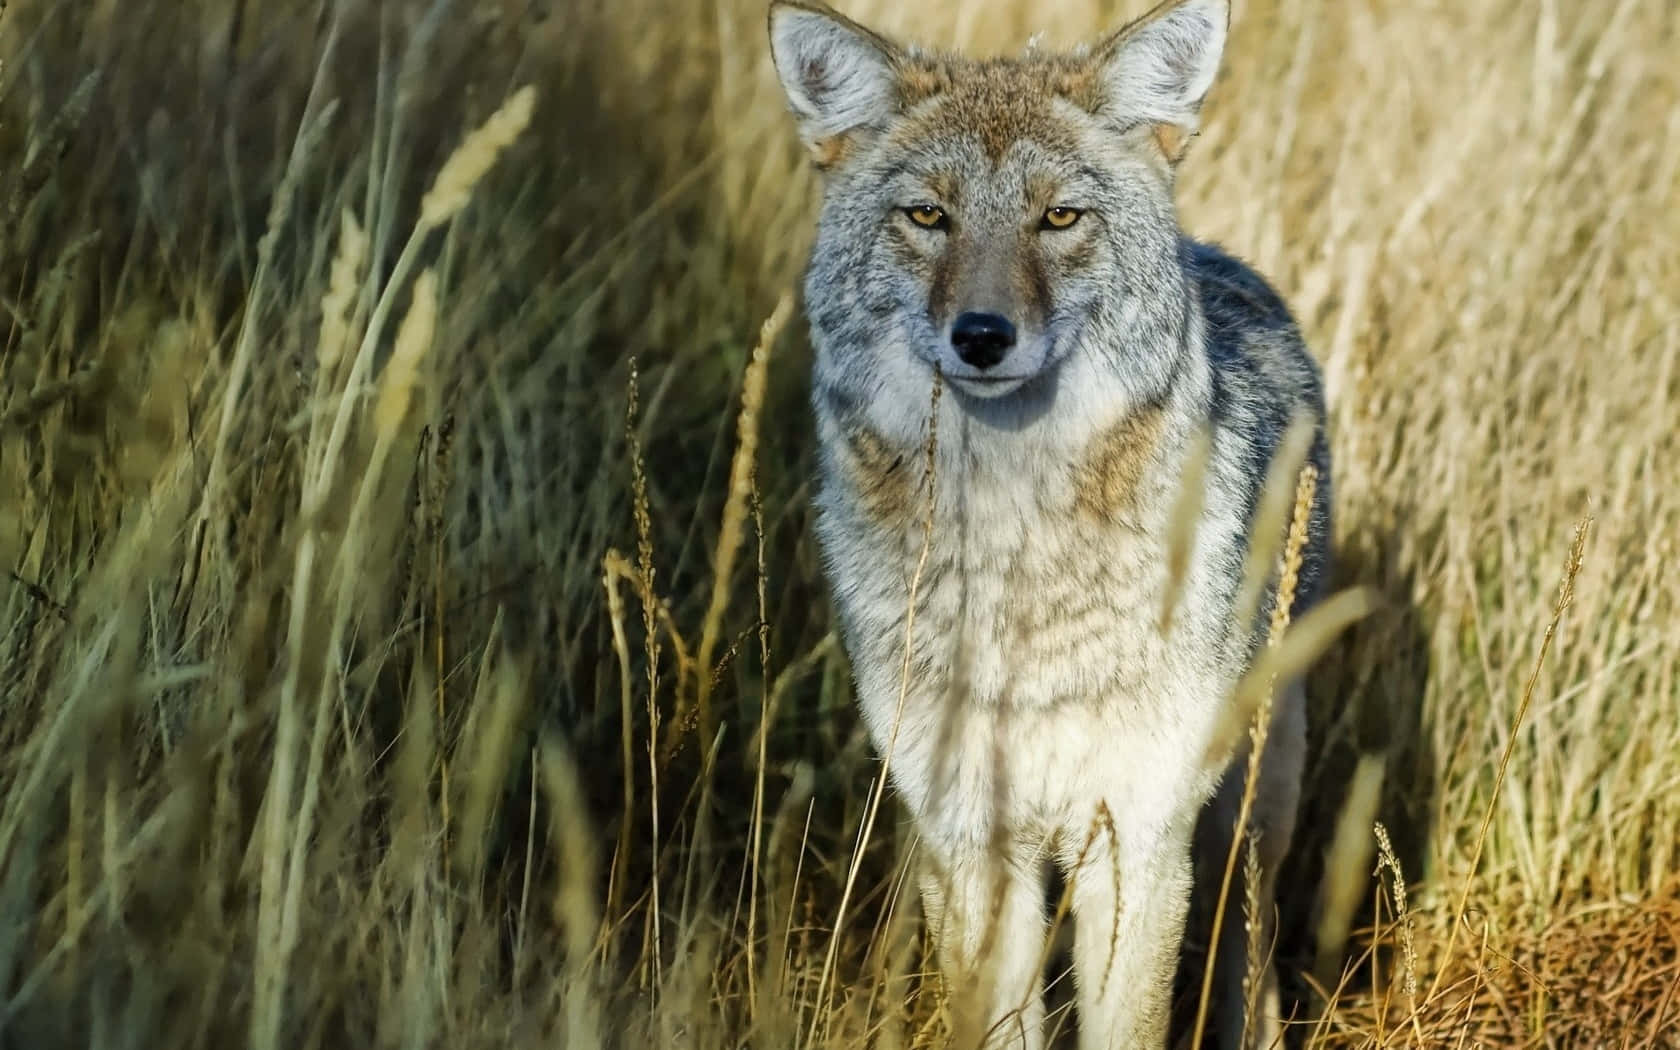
[[769, 2, 1332, 1047]]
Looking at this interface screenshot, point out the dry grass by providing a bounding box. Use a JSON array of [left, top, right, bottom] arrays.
[[1, 0, 1677, 1047]]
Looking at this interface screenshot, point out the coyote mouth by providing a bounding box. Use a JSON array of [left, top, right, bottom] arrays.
[[936, 336, 1053, 400], [946, 371, 1035, 400]]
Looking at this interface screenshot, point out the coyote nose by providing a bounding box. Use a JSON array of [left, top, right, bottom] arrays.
[[950, 312, 1016, 370]]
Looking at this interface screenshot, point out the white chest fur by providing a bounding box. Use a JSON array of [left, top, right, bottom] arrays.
[[814, 407, 1236, 850]]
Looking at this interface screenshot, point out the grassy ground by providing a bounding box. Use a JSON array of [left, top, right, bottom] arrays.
[[1, 0, 1677, 1047]]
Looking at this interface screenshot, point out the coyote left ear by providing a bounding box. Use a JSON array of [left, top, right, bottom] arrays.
[[768, 1, 902, 169], [1094, 0, 1229, 164]]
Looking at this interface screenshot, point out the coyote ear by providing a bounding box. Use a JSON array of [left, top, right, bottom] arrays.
[[768, 2, 901, 167], [1094, 0, 1228, 162]]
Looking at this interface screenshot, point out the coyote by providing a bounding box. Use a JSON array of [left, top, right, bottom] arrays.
[[768, 1, 1331, 1047]]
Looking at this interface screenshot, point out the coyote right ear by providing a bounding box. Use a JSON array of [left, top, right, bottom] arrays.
[[1093, 0, 1229, 164], [768, 1, 901, 169]]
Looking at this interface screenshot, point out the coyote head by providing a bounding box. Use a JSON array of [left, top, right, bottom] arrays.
[[769, 0, 1226, 413]]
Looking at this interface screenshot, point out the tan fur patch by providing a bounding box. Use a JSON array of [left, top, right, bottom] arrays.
[[1015, 238, 1050, 324], [1050, 64, 1104, 110], [1152, 123, 1192, 165], [894, 59, 1089, 164], [927, 249, 956, 321], [809, 134, 850, 170], [926, 171, 960, 202], [844, 425, 913, 525], [1074, 404, 1167, 521], [898, 63, 951, 105], [1025, 172, 1062, 208]]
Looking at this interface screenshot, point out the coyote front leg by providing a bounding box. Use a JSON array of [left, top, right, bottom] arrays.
[[920, 843, 1050, 1050], [1063, 818, 1195, 1050]]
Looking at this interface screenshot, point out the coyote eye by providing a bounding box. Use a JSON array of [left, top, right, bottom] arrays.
[[904, 204, 948, 230], [1041, 206, 1082, 230]]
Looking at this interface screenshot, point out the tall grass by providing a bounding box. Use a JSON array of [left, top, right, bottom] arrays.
[[1, 0, 1676, 1046]]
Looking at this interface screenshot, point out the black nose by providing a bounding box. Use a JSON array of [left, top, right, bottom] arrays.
[[950, 311, 1016, 370]]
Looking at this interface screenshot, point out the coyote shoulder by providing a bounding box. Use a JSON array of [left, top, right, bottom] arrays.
[[768, 1, 1332, 1047]]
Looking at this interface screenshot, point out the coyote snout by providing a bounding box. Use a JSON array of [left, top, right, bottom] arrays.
[[949, 311, 1015, 371], [770, 0, 1334, 1047], [910, 198, 1076, 397]]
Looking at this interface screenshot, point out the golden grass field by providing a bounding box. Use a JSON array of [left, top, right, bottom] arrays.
[[1, 0, 1677, 1046]]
